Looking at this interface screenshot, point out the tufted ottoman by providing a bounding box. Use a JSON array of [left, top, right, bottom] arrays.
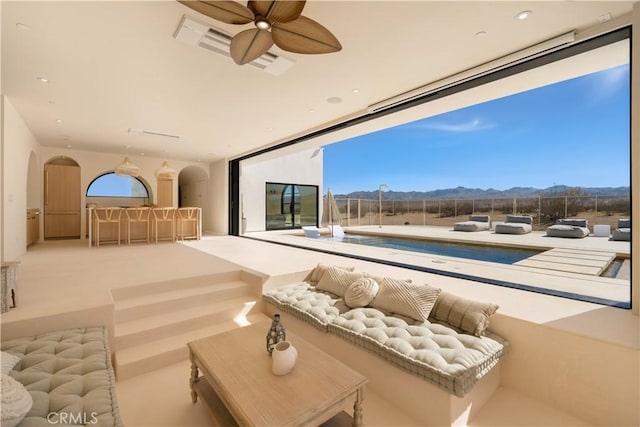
[[1, 327, 123, 427]]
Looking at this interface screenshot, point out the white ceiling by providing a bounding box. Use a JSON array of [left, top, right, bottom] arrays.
[[1, 1, 634, 163]]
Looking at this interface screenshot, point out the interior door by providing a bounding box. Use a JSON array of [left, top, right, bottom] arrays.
[[157, 179, 173, 207], [44, 164, 81, 239]]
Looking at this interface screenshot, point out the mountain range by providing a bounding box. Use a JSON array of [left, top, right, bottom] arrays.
[[335, 185, 630, 200]]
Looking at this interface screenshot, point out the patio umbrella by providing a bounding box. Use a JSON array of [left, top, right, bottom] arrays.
[[321, 188, 342, 237]]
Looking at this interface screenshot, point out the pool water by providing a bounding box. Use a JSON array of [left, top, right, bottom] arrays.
[[322, 234, 540, 264]]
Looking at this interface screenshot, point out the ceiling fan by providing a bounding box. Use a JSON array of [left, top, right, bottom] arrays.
[[177, 0, 342, 65]]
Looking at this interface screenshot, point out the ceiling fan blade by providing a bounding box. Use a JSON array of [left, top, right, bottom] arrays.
[[177, 1, 254, 24], [272, 16, 342, 54], [247, 1, 305, 23], [230, 28, 274, 65]]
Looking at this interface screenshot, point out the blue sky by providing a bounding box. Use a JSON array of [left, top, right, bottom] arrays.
[[87, 174, 147, 197], [323, 64, 630, 195]]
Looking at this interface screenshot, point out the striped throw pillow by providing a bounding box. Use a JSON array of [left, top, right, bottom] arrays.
[[429, 292, 499, 336], [371, 278, 441, 322], [316, 265, 365, 297]]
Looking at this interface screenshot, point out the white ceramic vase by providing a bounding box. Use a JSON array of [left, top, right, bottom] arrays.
[[272, 341, 297, 376]]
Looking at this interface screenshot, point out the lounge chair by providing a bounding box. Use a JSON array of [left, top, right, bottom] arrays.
[[329, 224, 345, 239], [453, 215, 491, 232], [611, 218, 630, 241], [494, 215, 533, 235], [546, 218, 590, 238], [302, 226, 321, 238]]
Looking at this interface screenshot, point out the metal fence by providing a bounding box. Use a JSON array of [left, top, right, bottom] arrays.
[[329, 195, 630, 231]]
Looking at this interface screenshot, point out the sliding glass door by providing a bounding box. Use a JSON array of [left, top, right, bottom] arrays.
[[266, 183, 318, 230]]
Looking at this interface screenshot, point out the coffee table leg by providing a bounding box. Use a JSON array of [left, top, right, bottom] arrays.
[[190, 359, 199, 403], [353, 387, 364, 427]]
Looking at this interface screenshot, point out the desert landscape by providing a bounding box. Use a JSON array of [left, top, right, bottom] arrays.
[[334, 195, 629, 232]]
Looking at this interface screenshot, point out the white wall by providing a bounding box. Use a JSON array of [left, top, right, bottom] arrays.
[[206, 159, 227, 235], [2, 97, 41, 261], [1, 0, 3, 263], [240, 148, 323, 232]]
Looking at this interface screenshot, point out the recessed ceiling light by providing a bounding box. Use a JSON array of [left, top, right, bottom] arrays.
[[515, 10, 532, 20], [308, 108, 315, 113], [352, 88, 360, 93], [475, 31, 487, 38], [327, 96, 342, 104], [16, 23, 30, 30], [55, 119, 63, 123], [36, 77, 49, 83], [598, 13, 612, 23], [65, 144, 72, 149]]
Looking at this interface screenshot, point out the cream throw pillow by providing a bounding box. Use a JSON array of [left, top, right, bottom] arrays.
[[1, 374, 33, 427], [371, 278, 441, 322], [1, 352, 20, 376], [304, 263, 355, 285], [316, 265, 364, 297], [345, 277, 379, 308], [429, 291, 499, 336]]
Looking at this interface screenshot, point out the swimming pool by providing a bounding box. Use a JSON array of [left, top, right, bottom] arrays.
[[321, 234, 540, 264]]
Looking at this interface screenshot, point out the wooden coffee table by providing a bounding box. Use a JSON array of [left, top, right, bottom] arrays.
[[188, 321, 367, 426]]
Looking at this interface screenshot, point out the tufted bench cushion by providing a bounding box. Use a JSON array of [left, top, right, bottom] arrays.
[[264, 274, 508, 397], [263, 282, 349, 330], [328, 308, 507, 397], [1, 327, 123, 427]]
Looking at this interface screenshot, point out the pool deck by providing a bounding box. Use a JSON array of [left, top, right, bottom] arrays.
[[246, 225, 631, 306], [514, 247, 617, 276]]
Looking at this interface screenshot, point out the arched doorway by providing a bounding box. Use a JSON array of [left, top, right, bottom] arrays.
[[44, 156, 81, 240], [26, 151, 40, 246], [178, 166, 208, 209]]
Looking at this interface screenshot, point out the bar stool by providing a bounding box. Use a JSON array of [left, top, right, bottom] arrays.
[[176, 207, 200, 241], [92, 207, 123, 247], [151, 207, 176, 243], [125, 207, 151, 245]]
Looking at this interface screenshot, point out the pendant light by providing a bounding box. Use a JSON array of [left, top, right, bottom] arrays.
[[114, 146, 140, 177], [155, 159, 177, 180]]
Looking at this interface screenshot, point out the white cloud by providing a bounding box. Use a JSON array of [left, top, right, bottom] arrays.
[[415, 118, 495, 132], [587, 65, 628, 102]]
